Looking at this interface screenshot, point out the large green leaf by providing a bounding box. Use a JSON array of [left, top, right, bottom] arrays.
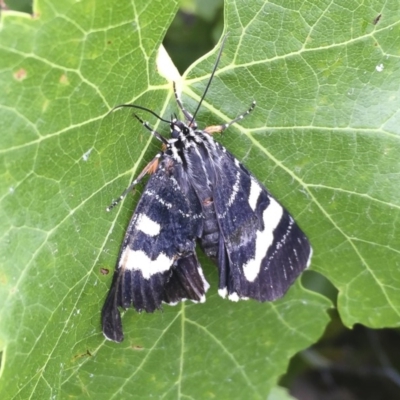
[[0, 0, 398, 398]]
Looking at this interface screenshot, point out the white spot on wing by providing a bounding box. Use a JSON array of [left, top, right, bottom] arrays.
[[188, 294, 206, 304], [198, 266, 210, 292], [376, 63, 384, 72], [135, 214, 161, 236], [249, 179, 262, 212], [145, 190, 173, 209], [120, 248, 173, 279], [171, 145, 180, 161], [228, 292, 240, 302], [165, 300, 180, 306], [306, 246, 313, 268], [218, 288, 227, 298], [218, 171, 241, 219], [243, 198, 283, 282], [228, 171, 241, 206]]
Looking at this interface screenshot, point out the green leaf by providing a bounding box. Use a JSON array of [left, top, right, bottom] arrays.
[[0, 0, 398, 398], [267, 386, 297, 400]]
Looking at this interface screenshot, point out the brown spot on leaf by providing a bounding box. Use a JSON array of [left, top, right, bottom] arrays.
[[14, 68, 27, 81], [59, 74, 69, 85], [373, 14, 381, 25], [73, 349, 92, 361]]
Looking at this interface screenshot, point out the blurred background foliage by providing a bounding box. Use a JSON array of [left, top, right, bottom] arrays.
[[2, 0, 400, 399]]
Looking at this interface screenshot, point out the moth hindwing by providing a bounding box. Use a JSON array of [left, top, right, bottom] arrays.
[[101, 39, 312, 343]]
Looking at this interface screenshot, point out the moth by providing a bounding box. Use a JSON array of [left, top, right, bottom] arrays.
[[102, 37, 312, 342]]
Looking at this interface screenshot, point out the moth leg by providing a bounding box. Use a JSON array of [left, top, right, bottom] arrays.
[[173, 82, 198, 129], [204, 101, 256, 134], [106, 152, 162, 211]]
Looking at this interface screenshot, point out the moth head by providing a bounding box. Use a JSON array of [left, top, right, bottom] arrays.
[[170, 119, 190, 139]]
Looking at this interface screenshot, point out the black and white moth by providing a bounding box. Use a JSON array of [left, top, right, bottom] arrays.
[[102, 38, 312, 343]]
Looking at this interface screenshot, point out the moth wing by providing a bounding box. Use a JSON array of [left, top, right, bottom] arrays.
[[102, 157, 205, 342], [162, 253, 210, 305], [212, 149, 312, 302]]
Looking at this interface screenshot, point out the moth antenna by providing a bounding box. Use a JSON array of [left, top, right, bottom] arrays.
[[190, 33, 230, 125], [111, 104, 170, 125], [173, 82, 195, 126], [110, 104, 169, 144], [204, 101, 256, 134]]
